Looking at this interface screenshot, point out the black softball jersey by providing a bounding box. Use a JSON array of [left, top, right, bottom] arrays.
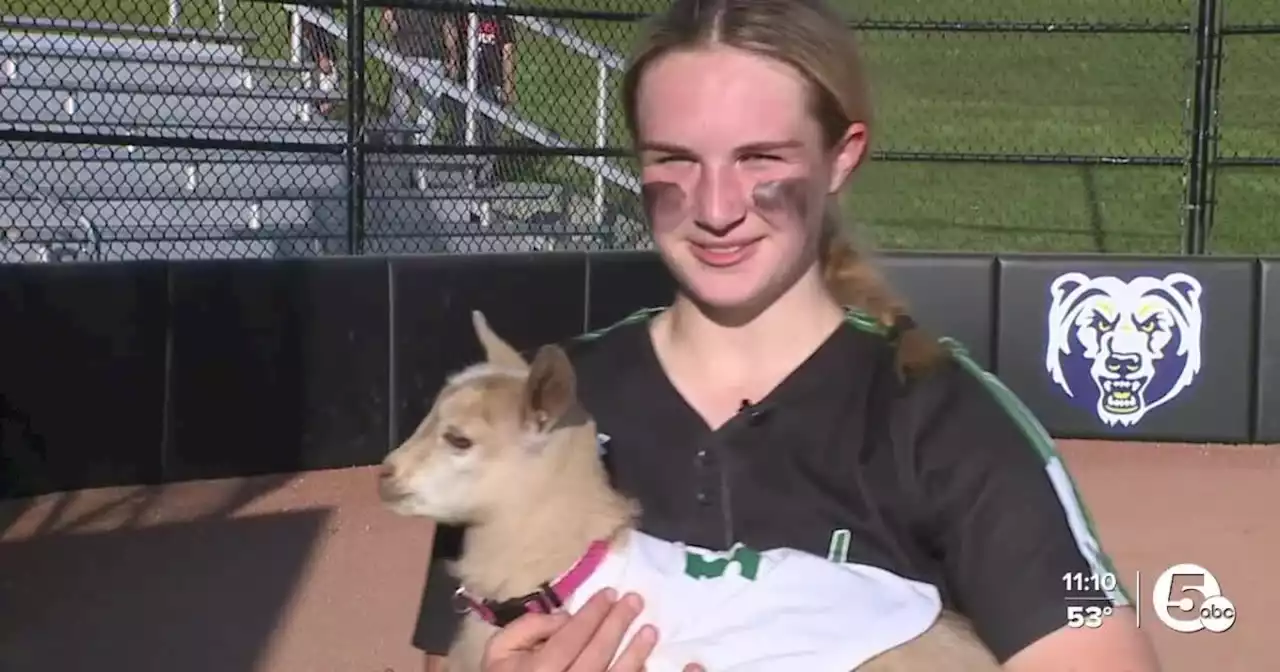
[[410, 306, 1131, 663]]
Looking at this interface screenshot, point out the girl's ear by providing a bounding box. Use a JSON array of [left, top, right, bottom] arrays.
[[827, 121, 869, 194]]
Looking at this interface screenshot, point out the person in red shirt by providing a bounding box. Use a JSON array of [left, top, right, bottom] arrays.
[[444, 11, 517, 147]]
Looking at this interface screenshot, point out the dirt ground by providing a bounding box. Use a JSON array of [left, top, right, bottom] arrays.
[[1, 439, 1276, 672]]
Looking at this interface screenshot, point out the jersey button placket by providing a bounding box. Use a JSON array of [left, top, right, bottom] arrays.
[[692, 434, 732, 546], [693, 444, 715, 507]]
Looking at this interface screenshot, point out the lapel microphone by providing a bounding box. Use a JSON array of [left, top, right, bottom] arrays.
[[740, 399, 771, 426]]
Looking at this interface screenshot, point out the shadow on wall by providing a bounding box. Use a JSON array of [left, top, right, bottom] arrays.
[[0, 257, 357, 672], [0, 500, 327, 672], [1, 387, 302, 539], [0, 429, 311, 661], [0, 393, 43, 537]]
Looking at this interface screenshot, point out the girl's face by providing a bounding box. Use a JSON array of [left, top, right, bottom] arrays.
[[634, 45, 866, 313]]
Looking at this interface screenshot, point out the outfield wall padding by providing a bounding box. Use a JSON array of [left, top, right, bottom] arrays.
[[996, 255, 1257, 444], [1257, 260, 1280, 444], [0, 251, 1271, 498]]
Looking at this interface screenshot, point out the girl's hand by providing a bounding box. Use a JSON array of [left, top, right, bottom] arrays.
[[481, 589, 662, 672]]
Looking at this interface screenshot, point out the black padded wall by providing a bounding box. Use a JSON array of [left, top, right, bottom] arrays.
[[2, 251, 1275, 499]]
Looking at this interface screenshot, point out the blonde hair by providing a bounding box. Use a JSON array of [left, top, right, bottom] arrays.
[[621, 0, 944, 377]]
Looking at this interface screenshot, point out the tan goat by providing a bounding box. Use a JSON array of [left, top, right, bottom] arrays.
[[379, 311, 1002, 672]]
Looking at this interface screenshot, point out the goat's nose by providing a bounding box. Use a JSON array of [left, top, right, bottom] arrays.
[[377, 463, 404, 502]]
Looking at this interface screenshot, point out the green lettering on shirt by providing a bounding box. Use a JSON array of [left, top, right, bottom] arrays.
[[826, 528, 852, 563], [683, 543, 762, 581]]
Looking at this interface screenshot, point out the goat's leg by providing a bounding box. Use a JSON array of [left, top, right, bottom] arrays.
[[855, 611, 1001, 672]]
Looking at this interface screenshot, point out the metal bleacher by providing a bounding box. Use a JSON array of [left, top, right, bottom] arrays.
[[1, 13, 573, 262]]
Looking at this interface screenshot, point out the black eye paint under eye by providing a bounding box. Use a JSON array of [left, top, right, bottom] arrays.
[[641, 181, 686, 223], [751, 177, 814, 224]]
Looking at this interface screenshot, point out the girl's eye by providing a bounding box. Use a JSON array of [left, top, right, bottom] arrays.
[[742, 153, 782, 163], [654, 155, 690, 164]]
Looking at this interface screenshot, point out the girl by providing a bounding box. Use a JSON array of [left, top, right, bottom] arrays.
[[413, 1, 1162, 670]]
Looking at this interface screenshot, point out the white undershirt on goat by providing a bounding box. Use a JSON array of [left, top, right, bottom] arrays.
[[560, 531, 944, 672]]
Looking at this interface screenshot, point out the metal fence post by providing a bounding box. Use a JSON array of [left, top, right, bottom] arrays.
[[217, 0, 235, 33], [593, 58, 608, 234], [465, 12, 479, 146], [290, 10, 304, 66], [1184, 0, 1223, 255], [346, 0, 367, 255]]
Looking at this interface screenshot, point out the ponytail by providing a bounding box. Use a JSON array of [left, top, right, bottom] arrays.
[[819, 208, 946, 379]]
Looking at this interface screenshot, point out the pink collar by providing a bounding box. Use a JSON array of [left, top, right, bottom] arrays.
[[452, 539, 611, 627]]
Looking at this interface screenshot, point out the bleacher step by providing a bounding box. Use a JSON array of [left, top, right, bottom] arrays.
[[0, 30, 244, 62], [2, 148, 495, 186], [2, 160, 348, 194], [0, 15, 256, 44], [2, 182, 562, 202], [5, 121, 349, 145], [4, 203, 597, 260], [1, 239, 281, 263], [1, 56, 320, 94], [4, 199, 318, 230], [0, 141, 492, 169], [1, 229, 573, 262], [2, 86, 317, 126], [5, 78, 339, 101]]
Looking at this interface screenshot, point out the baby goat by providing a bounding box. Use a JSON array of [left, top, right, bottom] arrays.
[[379, 311, 1001, 672]]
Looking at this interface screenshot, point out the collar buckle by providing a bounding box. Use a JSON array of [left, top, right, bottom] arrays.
[[452, 539, 609, 627], [452, 586, 478, 615]]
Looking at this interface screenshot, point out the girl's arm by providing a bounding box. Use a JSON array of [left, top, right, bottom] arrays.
[[898, 358, 1161, 671]]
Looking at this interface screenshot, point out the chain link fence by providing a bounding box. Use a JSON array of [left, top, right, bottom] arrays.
[[2, 0, 1277, 262], [1208, 1, 1280, 255]]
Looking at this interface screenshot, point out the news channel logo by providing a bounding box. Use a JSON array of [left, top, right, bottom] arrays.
[[1151, 563, 1237, 634]]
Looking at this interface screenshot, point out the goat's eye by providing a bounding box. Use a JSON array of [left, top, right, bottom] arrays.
[[444, 431, 473, 450]]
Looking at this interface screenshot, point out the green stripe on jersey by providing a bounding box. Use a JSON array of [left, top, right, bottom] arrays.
[[942, 337, 1131, 606]]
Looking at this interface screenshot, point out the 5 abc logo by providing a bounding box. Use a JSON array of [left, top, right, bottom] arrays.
[[1151, 563, 1237, 633]]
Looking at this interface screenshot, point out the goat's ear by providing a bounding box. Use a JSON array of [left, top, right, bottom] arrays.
[[522, 344, 577, 431], [472, 311, 527, 369]]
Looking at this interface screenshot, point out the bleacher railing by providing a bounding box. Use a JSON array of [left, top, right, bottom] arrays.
[[287, 1, 638, 226]]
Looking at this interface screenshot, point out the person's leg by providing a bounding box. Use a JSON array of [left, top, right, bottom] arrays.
[[480, 84, 503, 148], [410, 58, 447, 146], [389, 69, 416, 142], [415, 92, 442, 146], [436, 97, 459, 146], [398, 59, 448, 190], [476, 84, 507, 186], [315, 52, 338, 115], [424, 57, 465, 146]]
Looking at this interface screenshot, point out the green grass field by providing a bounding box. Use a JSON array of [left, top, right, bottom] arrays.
[[11, 0, 1280, 254]]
